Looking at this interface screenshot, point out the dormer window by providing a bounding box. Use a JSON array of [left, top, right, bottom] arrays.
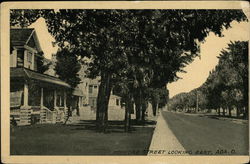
[[10, 28, 42, 71], [27, 51, 32, 63], [17, 49, 24, 67], [25, 50, 34, 70]]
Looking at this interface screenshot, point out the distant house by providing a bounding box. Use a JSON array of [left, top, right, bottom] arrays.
[[87, 77, 122, 111], [88, 78, 100, 111], [108, 94, 122, 110], [76, 64, 90, 106], [43, 54, 57, 77], [45, 54, 86, 112], [10, 28, 76, 125], [46, 53, 122, 113]]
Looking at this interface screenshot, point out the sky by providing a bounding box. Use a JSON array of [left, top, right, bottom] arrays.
[[167, 21, 249, 98], [29, 18, 59, 59], [29, 17, 249, 98]]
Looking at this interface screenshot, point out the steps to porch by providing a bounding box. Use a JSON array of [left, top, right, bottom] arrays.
[[10, 106, 69, 126]]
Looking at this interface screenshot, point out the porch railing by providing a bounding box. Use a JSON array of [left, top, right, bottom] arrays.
[[40, 107, 56, 124], [40, 106, 67, 124]]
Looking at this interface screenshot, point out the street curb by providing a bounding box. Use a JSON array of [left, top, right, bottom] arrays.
[[173, 111, 248, 125]]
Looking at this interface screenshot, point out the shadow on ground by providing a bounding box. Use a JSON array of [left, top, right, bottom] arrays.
[[69, 119, 157, 133], [11, 120, 156, 155]]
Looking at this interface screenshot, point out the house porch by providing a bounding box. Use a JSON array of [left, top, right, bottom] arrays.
[[10, 68, 71, 126]]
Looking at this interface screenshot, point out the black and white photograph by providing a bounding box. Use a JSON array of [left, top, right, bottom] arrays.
[[1, 1, 249, 164]]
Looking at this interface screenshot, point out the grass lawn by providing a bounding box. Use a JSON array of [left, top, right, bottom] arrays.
[[10, 120, 155, 155]]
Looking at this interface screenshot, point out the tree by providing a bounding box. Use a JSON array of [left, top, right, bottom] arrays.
[[120, 10, 247, 120], [187, 41, 248, 118], [112, 75, 134, 132], [217, 41, 248, 118], [36, 51, 51, 74], [10, 9, 248, 131], [54, 48, 81, 124], [201, 69, 223, 114], [168, 87, 208, 113], [148, 87, 169, 116], [55, 48, 81, 89]]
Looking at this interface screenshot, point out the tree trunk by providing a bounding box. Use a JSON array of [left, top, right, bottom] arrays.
[[236, 107, 241, 118], [156, 103, 159, 115], [76, 98, 80, 116], [124, 93, 132, 132], [64, 93, 73, 125], [243, 78, 248, 119], [136, 105, 141, 121], [134, 97, 141, 122], [96, 72, 112, 132], [96, 78, 105, 130], [141, 101, 147, 122], [222, 108, 225, 116], [130, 102, 135, 114], [228, 107, 232, 117], [218, 108, 220, 116], [243, 107, 248, 120], [152, 101, 157, 116]]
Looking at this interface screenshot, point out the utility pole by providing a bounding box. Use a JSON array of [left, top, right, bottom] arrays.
[[196, 91, 199, 113]]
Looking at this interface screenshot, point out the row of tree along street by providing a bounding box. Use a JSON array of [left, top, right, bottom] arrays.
[[11, 9, 248, 132], [168, 41, 248, 119]]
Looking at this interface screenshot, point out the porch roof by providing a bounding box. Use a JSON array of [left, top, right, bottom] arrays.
[[110, 94, 121, 99], [72, 88, 85, 97], [10, 68, 71, 88]]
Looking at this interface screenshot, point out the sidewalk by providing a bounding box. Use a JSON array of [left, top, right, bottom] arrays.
[[148, 111, 188, 156]]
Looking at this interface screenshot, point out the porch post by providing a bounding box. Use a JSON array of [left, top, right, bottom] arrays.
[[40, 87, 44, 107], [23, 83, 29, 106], [78, 97, 81, 108], [59, 94, 62, 107], [64, 90, 67, 108], [54, 89, 57, 108]]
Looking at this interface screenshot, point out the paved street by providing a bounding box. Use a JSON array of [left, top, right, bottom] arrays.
[[161, 111, 248, 155]]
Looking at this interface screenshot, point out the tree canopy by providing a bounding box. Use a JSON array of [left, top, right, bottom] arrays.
[[55, 48, 81, 89], [10, 9, 248, 130], [167, 41, 248, 119]]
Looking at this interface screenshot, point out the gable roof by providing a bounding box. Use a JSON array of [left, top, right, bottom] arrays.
[[10, 28, 34, 46], [10, 28, 42, 52], [89, 77, 101, 85]]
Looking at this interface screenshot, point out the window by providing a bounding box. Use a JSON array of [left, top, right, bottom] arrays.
[[94, 85, 97, 89], [27, 51, 33, 63], [10, 85, 23, 107], [10, 50, 17, 67], [17, 49, 24, 67], [26, 51, 33, 69], [89, 85, 93, 93], [116, 99, 119, 106]]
